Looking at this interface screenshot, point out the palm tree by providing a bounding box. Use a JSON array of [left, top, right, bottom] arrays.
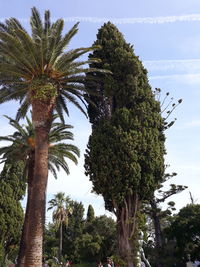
[[0, 7, 103, 266], [48, 192, 72, 263], [0, 115, 79, 266], [0, 114, 79, 177]]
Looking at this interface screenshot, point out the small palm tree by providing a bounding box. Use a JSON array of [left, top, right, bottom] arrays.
[[0, 7, 104, 266], [0, 114, 79, 178], [48, 192, 72, 263], [0, 114, 79, 265]]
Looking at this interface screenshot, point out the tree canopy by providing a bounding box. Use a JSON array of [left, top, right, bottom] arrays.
[[85, 22, 165, 211], [166, 204, 200, 261], [0, 161, 26, 265]]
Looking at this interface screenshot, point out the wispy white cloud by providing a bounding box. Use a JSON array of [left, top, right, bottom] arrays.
[[149, 73, 200, 84], [2, 14, 200, 24], [62, 14, 200, 24], [144, 59, 200, 73], [143, 59, 200, 84]]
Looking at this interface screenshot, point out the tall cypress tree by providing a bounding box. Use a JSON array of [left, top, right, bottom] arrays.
[[0, 160, 26, 265], [85, 22, 165, 266], [86, 204, 95, 223]]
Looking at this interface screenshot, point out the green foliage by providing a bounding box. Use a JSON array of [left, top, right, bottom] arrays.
[[0, 161, 26, 265], [86, 205, 95, 223], [45, 200, 85, 263], [0, 7, 106, 122], [85, 22, 165, 212], [44, 224, 58, 260], [77, 233, 102, 262], [85, 22, 165, 266], [166, 204, 200, 261], [86, 22, 159, 122], [48, 192, 72, 228], [85, 108, 165, 211], [81, 215, 117, 262], [0, 114, 80, 179], [31, 78, 57, 100], [44, 200, 116, 264], [143, 171, 187, 266]]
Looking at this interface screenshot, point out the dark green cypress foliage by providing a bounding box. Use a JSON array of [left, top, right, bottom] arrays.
[[85, 21, 165, 208], [85, 22, 165, 266], [86, 22, 153, 123], [0, 160, 26, 264], [86, 204, 95, 223]]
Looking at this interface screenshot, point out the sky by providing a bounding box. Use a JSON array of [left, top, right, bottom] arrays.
[[0, 0, 200, 221]]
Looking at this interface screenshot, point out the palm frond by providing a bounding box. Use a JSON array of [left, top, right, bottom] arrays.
[[48, 163, 58, 179], [60, 91, 87, 117], [16, 96, 31, 121], [54, 97, 65, 123], [0, 33, 35, 74], [44, 10, 51, 34], [49, 22, 79, 66], [30, 7, 44, 41], [46, 19, 64, 65], [0, 85, 28, 104]]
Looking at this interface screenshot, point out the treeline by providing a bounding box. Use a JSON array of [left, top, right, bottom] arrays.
[[44, 199, 116, 265]]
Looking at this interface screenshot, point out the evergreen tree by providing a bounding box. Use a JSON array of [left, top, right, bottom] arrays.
[[85, 22, 165, 266], [165, 204, 200, 263], [62, 200, 85, 263], [0, 161, 26, 265], [86, 204, 95, 223], [87, 215, 117, 262]]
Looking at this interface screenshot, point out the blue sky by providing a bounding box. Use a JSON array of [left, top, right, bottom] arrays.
[[0, 0, 200, 220]]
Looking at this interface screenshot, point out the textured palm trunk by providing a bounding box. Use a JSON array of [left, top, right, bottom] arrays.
[[58, 223, 63, 263], [22, 98, 54, 267], [17, 152, 35, 266], [117, 192, 140, 267]]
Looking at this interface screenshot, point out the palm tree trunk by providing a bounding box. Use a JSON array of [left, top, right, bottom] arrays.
[[22, 98, 54, 266], [59, 222, 63, 263], [17, 152, 35, 266]]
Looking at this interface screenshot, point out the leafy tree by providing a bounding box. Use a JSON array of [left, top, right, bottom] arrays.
[[0, 161, 26, 265], [44, 199, 116, 265], [87, 215, 117, 262], [144, 181, 187, 267], [62, 200, 85, 263], [149, 182, 187, 249], [0, 114, 79, 265], [0, 7, 104, 265], [143, 91, 184, 267], [65, 214, 116, 264], [86, 205, 95, 223], [85, 22, 165, 266], [77, 232, 102, 263], [166, 204, 200, 262]]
